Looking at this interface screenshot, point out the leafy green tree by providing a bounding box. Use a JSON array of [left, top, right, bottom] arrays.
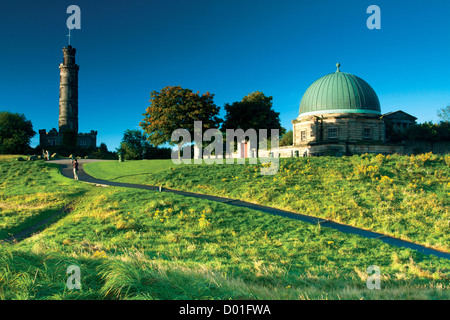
[[119, 129, 151, 160], [118, 129, 172, 160], [403, 122, 450, 142], [280, 130, 293, 147], [140, 86, 222, 147], [0, 111, 36, 154], [221, 92, 285, 153], [437, 122, 450, 140], [88, 143, 117, 160], [99, 142, 108, 152], [222, 91, 285, 134]]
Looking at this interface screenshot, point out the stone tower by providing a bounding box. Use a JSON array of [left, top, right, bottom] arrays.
[[38, 43, 97, 150], [58, 45, 79, 133]]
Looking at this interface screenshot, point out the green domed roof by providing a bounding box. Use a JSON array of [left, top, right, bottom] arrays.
[[299, 64, 381, 117]]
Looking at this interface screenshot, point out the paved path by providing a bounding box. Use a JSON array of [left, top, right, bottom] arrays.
[[3, 207, 69, 243], [54, 159, 450, 260]]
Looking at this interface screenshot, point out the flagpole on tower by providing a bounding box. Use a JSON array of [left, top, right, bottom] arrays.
[[67, 28, 71, 46]]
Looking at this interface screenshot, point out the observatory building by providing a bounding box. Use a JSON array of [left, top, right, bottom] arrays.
[[272, 63, 416, 157]]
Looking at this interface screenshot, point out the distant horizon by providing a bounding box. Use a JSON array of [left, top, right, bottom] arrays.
[[1, 0, 449, 151]]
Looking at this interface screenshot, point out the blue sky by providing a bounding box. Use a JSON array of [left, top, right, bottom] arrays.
[[1, 0, 449, 150]]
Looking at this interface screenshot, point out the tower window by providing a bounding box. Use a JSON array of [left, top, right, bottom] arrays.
[[363, 128, 371, 139], [328, 128, 338, 139]]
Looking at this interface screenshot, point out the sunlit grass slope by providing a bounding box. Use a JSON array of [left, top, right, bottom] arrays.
[[0, 160, 88, 239], [85, 153, 450, 252], [1, 156, 449, 300]]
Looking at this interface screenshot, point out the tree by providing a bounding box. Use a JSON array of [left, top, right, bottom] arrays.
[[221, 92, 285, 153], [0, 111, 36, 154], [119, 129, 151, 160], [118, 129, 172, 160], [403, 122, 450, 142], [88, 143, 117, 160], [221, 91, 285, 134], [140, 86, 222, 147], [280, 130, 293, 147], [437, 105, 450, 123], [99, 142, 108, 152]]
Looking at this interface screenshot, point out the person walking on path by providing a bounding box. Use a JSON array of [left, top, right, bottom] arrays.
[[72, 159, 79, 180]]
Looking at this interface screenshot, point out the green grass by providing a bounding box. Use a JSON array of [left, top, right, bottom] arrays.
[[85, 159, 176, 181], [1, 156, 450, 299], [0, 160, 88, 239], [84, 153, 450, 253], [0, 155, 26, 161]]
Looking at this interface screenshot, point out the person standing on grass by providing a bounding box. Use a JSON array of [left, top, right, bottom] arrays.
[[73, 159, 79, 180]]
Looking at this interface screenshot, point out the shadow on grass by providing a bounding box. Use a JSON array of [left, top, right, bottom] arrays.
[[0, 189, 88, 243]]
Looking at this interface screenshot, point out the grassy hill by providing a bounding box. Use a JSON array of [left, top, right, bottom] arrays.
[[85, 153, 450, 252], [1, 155, 449, 300]]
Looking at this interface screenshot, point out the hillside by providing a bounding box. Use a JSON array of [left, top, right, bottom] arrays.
[[85, 153, 450, 252], [0, 155, 449, 300]]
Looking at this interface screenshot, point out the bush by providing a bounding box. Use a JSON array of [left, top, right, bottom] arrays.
[[403, 122, 450, 142]]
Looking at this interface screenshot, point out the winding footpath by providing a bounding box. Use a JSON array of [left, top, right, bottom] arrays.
[[51, 159, 450, 260]]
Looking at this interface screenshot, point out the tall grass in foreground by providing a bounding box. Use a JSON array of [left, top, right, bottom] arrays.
[[11, 185, 450, 300]]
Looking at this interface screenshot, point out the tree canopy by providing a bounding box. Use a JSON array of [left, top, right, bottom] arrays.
[[0, 111, 36, 154], [402, 122, 450, 142], [119, 129, 151, 160], [118, 129, 171, 160], [140, 86, 221, 146], [221, 91, 285, 135], [280, 130, 293, 147]]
